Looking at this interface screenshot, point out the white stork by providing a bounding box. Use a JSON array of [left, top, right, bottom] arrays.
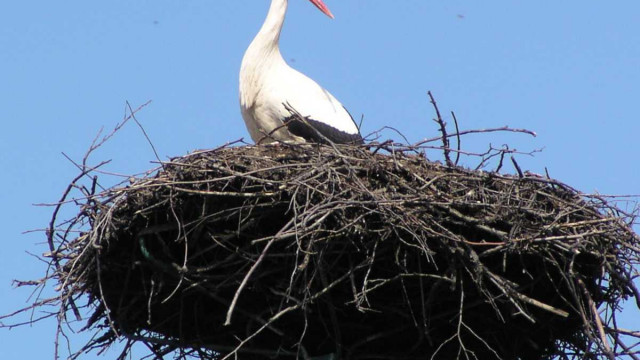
[[239, 0, 362, 144]]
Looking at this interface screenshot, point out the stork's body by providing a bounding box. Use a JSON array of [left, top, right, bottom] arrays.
[[239, 0, 362, 144]]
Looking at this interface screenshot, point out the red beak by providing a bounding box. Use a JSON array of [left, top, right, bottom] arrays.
[[309, 0, 335, 19]]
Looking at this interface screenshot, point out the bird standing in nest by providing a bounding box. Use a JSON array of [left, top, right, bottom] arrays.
[[239, 0, 362, 145]]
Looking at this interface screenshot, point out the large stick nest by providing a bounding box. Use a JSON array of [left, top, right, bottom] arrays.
[[35, 142, 640, 360]]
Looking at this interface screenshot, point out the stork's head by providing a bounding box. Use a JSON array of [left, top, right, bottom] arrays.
[[309, 0, 335, 19]]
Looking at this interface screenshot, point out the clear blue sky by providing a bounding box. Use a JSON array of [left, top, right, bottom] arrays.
[[1, 1, 639, 358]]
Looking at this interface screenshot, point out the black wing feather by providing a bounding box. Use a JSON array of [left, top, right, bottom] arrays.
[[284, 115, 363, 144]]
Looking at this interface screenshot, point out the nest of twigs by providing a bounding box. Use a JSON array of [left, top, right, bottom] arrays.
[[29, 139, 639, 360]]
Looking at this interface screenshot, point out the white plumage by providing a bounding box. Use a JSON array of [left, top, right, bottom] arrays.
[[239, 0, 362, 144]]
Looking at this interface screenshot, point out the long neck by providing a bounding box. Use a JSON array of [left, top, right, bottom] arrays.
[[247, 0, 288, 60], [240, 0, 289, 108]]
